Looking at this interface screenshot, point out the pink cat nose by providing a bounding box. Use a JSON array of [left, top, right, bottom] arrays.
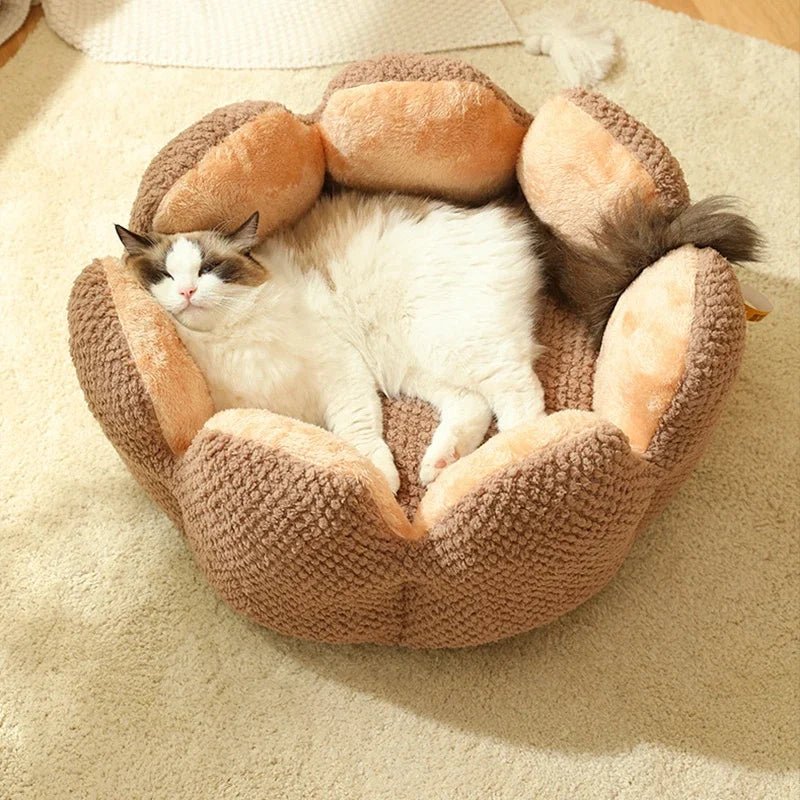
[[179, 287, 196, 301]]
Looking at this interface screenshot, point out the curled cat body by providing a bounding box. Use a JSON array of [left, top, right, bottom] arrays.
[[117, 191, 546, 492], [116, 189, 761, 493]]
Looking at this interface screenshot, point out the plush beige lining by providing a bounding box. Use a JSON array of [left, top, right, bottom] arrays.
[[102, 258, 214, 454], [517, 95, 658, 246], [593, 246, 698, 453], [153, 107, 326, 238], [204, 409, 419, 541], [413, 410, 608, 533], [319, 80, 528, 202]]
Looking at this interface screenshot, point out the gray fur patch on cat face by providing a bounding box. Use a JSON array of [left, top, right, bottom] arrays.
[[114, 212, 267, 288]]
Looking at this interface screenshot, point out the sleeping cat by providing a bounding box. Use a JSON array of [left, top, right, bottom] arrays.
[[115, 190, 761, 493], [117, 193, 544, 492]]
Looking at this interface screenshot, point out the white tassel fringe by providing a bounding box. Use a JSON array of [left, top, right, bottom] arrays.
[[520, 9, 618, 86]]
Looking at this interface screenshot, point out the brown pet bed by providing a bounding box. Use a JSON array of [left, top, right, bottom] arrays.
[[68, 55, 746, 648]]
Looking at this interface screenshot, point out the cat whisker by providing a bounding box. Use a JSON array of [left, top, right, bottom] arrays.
[[208, 294, 248, 306]]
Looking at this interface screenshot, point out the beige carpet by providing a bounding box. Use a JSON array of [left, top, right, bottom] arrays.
[[1, 1, 798, 797]]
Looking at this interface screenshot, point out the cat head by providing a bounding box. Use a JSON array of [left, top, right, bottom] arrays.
[[114, 212, 266, 332]]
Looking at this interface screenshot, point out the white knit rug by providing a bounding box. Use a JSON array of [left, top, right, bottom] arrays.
[[37, 0, 521, 68]]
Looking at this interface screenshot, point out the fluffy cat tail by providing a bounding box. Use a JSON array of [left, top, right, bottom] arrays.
[[537, 194, 764, 343]]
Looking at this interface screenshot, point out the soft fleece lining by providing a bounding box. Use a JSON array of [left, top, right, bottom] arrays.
[[318, 80, 528, 202], [103, 258, 213, 455], [519, 94, 668, 246], [593, 246, 697, 453], [153, 106, 326, 239]]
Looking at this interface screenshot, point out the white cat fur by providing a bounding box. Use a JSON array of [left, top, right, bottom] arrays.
[[138, 193, 546, 492]]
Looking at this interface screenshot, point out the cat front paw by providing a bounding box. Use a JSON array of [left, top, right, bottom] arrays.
[[369, 444, 401, 495]]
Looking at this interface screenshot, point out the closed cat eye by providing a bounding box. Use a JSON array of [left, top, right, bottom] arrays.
[[158, 269, 172, 280], [199, 262, 218, 276]]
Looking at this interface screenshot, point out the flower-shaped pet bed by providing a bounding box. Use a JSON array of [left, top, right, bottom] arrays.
[[69, 55, 748, 648]]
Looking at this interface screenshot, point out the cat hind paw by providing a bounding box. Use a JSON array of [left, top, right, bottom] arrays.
[[419, 445, 459, 487]]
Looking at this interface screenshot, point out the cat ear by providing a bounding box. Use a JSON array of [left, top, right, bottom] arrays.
[[227, 211, 260, 253], [115, 224, 153, 256]]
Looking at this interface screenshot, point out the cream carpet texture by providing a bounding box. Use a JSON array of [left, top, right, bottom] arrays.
[[1, 1, 798, 797], [39, 0, 519, 68]]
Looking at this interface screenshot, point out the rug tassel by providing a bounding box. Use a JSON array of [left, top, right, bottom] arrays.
[[519, 9, 618, 86]]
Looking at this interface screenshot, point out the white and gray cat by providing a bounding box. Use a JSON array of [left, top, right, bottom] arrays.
[[116, 190, 761, 493]]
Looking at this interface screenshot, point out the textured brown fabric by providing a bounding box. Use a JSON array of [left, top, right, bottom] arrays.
[[67, 57, 748, 648], [412, 411, 607, 534], [177, 428, 411, 645], [174, 419, 653, 648], [565, 88, 691, 217], [535, 295, 597, 413], [203, 408, 418, 540], [312, 52, 532, 128], [130, 101, 274, 232], [68, 261, 182, 526], [403, 422, 654, 647]]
